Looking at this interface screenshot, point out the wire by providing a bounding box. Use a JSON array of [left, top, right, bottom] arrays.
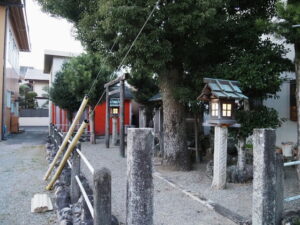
[[86, 37, 119, 97], [116, 0, 159, 72], [87, 0, 160, 116], [89, 90, 106, 116]]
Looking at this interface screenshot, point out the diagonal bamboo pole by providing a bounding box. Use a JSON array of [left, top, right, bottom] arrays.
[[46, 120, 89, 190], [44, 96, 89, 181]]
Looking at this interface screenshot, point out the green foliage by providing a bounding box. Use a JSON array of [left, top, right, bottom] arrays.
[[19, 84, 38, 109], [50, 71, 81, 115], [210, 40, 292, 100], [60, 53, 114, 107], [232, 106, 283, 138], [38, 0, 291, 140], [275, 1, 300, 44]]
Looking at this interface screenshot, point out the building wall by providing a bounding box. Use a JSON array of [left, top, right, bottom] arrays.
[[0, 7, 6, 139], [3, 12, 21, 134], [264, 72, 297, 147], [19, 117, 49, 126], [94, 100, 131, 136]]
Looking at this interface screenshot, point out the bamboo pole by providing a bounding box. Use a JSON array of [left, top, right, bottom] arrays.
[[43, 96, 89, 181], [46, 120, 89, 190]]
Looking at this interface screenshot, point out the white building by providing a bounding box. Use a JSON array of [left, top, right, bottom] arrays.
[[264, 41, 296, 147], [43, 50, 80, 126]]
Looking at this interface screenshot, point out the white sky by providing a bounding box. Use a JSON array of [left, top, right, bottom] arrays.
[[20, 0, 84, 70]]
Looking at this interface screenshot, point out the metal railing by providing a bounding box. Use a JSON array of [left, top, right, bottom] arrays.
[[284, 160, 300, 202]]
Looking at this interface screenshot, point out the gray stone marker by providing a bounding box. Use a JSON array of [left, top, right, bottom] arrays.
[[112, 117, 118, 146], [252, 129, 282, 225], [127, 128, 154, 225], [275, 153, 284, 225], [70, 145, 81, 204], [94, 168, 111, 225], [211, 126, 228, 189]]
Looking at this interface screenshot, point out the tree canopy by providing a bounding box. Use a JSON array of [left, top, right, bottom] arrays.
[[38, 0, 292, 169], [49, 70, 81, 120]]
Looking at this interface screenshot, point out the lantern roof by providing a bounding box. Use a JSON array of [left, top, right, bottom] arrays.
[[197, 78, 248, 101]]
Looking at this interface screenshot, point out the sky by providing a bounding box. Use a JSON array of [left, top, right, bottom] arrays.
[[20, 0, 84, 71]]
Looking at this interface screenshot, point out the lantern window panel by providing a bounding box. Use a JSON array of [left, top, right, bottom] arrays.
[[211, 103, 219, 117], [222, 103, 232, 117]]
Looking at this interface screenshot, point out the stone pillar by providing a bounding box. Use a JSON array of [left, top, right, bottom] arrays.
[[139, 108, 147, 128], [211, 126, 228, 189], [112, 117, 118, 146], [127, 128, 154, 225], [94, 168, 111, 225], [275, 153, 284, 225], [252, 129, 277, 225], [70, 144, 80, 203]]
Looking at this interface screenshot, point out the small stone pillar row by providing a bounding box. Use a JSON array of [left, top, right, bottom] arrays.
[[112, 117, 118, 146], [211, 126, 228, 189], [252, 129, 283, 225], [127, 128, 154, 225]]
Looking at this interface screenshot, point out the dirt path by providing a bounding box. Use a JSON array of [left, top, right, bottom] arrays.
[[0, 130, 57, 225], [81, 140, 236, 225]]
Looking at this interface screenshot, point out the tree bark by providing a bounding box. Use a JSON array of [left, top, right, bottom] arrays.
[[159, 71, 190, 171], [295, 42, 300, 181], [89, 106, 96, 144], [194, 114, 200, 163], [236, 137, 246, 171]]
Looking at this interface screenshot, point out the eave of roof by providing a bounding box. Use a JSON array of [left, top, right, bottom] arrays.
[[149, 93, 162, 102], [198, 78, 248, 101], [7, 0, 31, 51], [44, 50, 80, 73]]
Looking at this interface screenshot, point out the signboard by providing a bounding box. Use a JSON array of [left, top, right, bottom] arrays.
[[110, 98, 120, 107]]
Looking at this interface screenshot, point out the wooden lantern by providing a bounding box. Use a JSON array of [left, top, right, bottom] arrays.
[[198, 78, 248, 127]]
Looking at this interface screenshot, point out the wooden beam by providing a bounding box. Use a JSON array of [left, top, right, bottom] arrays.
[[108, 89, 120, 96], [104, 73, 129, 88], [43, 96, 89, 181], [46, 120, 89, 190], [120, 80, 125, 157], [105, 87, 110, 148]]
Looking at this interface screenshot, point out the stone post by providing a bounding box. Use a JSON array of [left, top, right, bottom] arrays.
[[94, 168, 111, 225], [275, 153, 284, 225], [127, 128, 154, 225], [211, 126, 228, 189], [112, 117, 118, 146], [71, 143, 81, 204], [252, 129, 279, 225], [139, 108, 147, 128]]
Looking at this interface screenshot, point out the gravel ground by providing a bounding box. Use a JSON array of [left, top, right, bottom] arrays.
[[0, 131, 57, 225], [156, 160, 300, 220], [81, 140, 236, 225]]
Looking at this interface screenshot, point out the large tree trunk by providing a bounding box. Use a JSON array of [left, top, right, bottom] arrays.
[[89, 107, 96, 144], [194, 114, 200, 163], [295, 42, 300, 181], [159, 71, 190, 171]]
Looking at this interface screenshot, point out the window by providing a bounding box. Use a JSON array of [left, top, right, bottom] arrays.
[[222, 103, 232, 117], [111, 107, 119, 115], [211, 103, 219, 117]]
